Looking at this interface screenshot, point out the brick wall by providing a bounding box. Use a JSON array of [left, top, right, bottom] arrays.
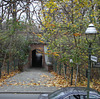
[[27, 43, 47, 69]]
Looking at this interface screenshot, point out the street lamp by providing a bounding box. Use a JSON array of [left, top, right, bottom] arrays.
[[85, 23, 97, 99]]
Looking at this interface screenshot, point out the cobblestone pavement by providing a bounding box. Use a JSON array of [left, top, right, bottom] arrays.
[[0, 68, 59, 93]]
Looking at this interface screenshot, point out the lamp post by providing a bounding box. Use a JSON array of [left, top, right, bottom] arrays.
[[85, 23, 97, 99]]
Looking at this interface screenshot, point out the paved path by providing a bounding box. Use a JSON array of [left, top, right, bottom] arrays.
[[0, 68, 59, 93]]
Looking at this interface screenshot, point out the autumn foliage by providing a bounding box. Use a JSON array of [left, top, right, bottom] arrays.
[[0, 70, 20, 87]]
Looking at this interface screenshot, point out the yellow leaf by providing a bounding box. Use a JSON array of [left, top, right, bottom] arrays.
[[37, 34, 42, 37], [33, 32, 36, 34], [13, 9, 16, 12]]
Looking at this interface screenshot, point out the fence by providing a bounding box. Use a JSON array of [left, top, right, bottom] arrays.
[[52, 59, 100, 85], [0, 59, 19, 79]]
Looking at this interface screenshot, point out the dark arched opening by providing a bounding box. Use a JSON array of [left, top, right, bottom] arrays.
[[32, 49, 42, 68]]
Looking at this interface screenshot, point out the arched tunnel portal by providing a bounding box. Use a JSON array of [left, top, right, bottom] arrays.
[[32, 49, 42, 68]]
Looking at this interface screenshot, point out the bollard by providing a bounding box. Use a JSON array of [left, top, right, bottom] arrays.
[[59, 63, 61, 75], [53, 61, 55, 71], [54, 61, 56, 72], [71, 67, 73, 85], [0, 68, 1, 79], [7, 61, 9, 74], [65, 64, 67, 75], [0, 62, 2, 78], [55, 61, 57, 73], [65, 64, 67, 79], [17, 59, 19, 67], [15, 59, 18, 70], [14, 59, 16, 71]]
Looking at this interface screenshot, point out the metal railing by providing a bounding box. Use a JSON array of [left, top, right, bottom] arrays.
[[0, 59, 19, 78]]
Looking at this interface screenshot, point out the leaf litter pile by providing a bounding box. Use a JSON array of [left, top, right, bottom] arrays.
[[0, 71, 100, 92], [0, 70, 20, 87], [41, 72, 100, 92]]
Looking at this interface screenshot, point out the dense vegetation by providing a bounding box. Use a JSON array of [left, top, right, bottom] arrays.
[[40, 0, 100, 88], [0, 0, 40, 70], [0, 0, 100, 90]]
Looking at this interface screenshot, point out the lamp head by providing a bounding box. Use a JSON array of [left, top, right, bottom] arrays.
[[85, 23, 97, 43], [85, 23, 97, 35]]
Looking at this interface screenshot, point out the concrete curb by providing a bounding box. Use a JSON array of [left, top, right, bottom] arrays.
[[0, 92, 52, 94]]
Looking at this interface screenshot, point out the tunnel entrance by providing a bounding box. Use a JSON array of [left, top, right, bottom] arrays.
[[32, 49, 42, 68]]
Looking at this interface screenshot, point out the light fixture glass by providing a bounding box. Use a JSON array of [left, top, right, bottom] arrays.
[[85, 23, 97, 43]]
